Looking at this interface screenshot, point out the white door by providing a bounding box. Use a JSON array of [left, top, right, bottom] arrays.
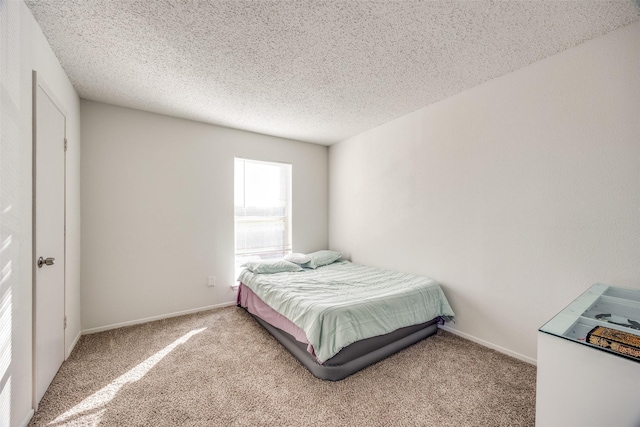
[[33, 72, 66, 407]]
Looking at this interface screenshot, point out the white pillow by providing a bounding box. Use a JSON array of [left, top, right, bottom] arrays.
[[283, 252, 312, 265]]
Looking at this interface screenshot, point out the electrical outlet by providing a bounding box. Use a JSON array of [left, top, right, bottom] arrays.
[[207, 276, 216, 287]]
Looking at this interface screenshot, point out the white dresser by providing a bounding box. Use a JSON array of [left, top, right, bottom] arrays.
[[536, 284, 640, 427]]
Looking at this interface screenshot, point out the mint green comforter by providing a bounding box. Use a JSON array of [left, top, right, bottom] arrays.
[[238, 260, 455, 363]]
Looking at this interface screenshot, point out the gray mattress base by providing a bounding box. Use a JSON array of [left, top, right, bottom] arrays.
[[251, 314, 439, 381]]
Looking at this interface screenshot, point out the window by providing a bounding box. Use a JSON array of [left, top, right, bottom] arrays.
[[234, 158, 292, 275]]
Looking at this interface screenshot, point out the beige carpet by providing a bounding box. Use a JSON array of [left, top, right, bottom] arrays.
[[30, 307, 536, 426]]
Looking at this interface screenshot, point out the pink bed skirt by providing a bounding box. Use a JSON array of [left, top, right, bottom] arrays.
[[237, 283, 318, 358]]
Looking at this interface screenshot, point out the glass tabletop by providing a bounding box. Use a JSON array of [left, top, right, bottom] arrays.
[[539, 283, 640, 362]]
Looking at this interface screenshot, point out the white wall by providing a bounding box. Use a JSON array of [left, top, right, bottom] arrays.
[[0, 1, 81, 426], [329, 22, 640, 363], [81, 100, 328, 331]]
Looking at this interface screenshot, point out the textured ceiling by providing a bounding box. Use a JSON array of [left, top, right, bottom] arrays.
[[25, 1, 639, 145]]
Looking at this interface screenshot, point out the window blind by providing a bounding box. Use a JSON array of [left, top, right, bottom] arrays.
[[234, 158, 292, 266]]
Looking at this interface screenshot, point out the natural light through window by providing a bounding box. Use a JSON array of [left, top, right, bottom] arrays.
[[234, 158, 292, 277], [0, 235, 12, 427], [51, 328, 205, 427]]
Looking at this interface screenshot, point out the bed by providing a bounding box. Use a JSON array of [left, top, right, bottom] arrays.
[[237, 257, 454, 381]]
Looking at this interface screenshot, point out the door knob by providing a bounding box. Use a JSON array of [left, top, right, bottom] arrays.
[[37, 257, 55, 268]]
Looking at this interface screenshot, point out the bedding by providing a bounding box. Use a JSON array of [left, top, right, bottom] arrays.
[[241, 259, 303, 274], [303, 250, 343, 269], [237, 260, 454, 363], [283, 252, 312, 265], [249, 308, 440, 381], [237, 282, 310, 345]]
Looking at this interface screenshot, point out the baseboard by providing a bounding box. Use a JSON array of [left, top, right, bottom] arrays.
[[19, 409, 35, 427], [66, 330, 81, 359], [81, 301, 236, 335], [438, 324, 537, 366]]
